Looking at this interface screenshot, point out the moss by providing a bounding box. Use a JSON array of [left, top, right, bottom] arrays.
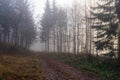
[[0, 64, 13, 75]]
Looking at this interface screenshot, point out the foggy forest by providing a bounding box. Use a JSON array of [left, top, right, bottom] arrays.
[[0, 0, 120, 80]]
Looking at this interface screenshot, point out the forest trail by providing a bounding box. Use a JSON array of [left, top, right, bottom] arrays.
[[37, 53, 100, 80]]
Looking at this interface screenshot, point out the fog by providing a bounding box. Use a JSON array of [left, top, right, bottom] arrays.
[[31, 0, 74, 51]]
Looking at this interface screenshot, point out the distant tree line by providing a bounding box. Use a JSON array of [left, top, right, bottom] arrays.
[[41, 0, 86, 53], [0, 0, 36, 49]]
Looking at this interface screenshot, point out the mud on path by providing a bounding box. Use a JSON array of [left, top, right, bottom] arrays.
[[37, 53, 100, 80]]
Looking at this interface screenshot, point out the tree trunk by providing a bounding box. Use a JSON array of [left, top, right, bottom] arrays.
[[53, 27, 56, 52], [118, 30, 120, 59]]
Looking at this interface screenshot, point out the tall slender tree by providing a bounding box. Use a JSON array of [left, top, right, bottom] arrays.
[[41, 0, 52, 51], [52, 0, 58, 52]]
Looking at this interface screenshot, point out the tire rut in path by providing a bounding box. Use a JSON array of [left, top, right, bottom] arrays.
[[39, 56, 72, 80]]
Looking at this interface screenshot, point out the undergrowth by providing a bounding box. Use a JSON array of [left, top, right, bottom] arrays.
[[47, 53, 120, 80]]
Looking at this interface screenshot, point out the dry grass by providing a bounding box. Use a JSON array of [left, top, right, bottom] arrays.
[[0, 54, 45, 80]]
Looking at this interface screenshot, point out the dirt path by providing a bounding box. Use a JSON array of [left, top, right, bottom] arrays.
[[38, 53, 100, 80]]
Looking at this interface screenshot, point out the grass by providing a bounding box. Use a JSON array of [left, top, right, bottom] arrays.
[[47, 53, 120, 80], [0, 52, 45, 80]]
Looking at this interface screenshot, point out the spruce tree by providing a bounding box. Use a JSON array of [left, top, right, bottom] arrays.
[[116, 0, 120, 59], [52, 0, 58, 52], [91, 0, 119, 54], [41, 0, 52, 51]]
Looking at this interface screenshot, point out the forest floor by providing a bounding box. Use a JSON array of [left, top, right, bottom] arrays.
[[0, 52, 46, 80], [0, 51, 104, 80], [37, 53, 100, 80]]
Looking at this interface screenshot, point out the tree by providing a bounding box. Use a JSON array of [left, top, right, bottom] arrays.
[[70, 1, 83, 54], [52, 0, 58, 52], [41, 0, 53, 51], [0, 0, 36, 49], [116, 0, 120, 59], [57, 8, 67, 52], [12, 0, 36, 48], [0, 0, 13, 43], [91, 0, 119, 55]]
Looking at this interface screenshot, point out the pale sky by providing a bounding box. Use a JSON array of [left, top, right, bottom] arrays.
[[33, 0, 87, 20]]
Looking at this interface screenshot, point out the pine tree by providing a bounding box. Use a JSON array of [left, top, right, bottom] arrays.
[[116, 0, 120, 59], [0, 0, 36, 48], [41, 0, 52, 51], [52, 0, 58, 52], [0, 0, 13, 43], [91, 0, 119, 54]]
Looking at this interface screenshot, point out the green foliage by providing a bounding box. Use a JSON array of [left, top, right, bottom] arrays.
[[91, 0, 119, 54]]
